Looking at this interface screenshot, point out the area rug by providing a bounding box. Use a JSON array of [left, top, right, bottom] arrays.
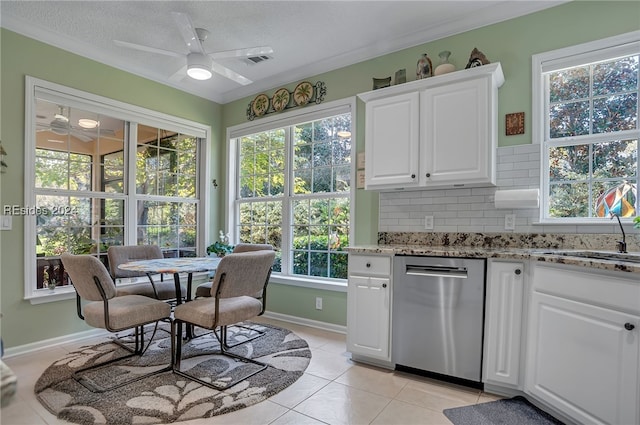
[[444, 396, 564, 425], [35, 322, 311, 424]]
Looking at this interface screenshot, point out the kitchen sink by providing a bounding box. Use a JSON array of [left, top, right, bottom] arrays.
[[532, 250, 640, 264]]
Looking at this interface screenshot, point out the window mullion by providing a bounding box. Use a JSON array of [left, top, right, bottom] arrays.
[[280, 126, 293, 276], [125, 122, 138, 245]]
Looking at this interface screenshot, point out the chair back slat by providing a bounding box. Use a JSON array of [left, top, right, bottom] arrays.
[[213, 250, 275, 299], [107, 245, 163, 279], [61, 253, 117, 301]]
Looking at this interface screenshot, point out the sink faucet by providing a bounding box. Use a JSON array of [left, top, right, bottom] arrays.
[[610, 212, 627, 253]]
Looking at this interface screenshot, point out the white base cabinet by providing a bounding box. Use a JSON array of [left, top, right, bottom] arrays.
[[483, 260, 525, 389], [525, 264, 640, 425], [347, 254, 392, 362]]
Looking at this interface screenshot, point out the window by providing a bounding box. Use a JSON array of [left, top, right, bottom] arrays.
[[534, 32, 639, 222], [25, 77, 209, 302], [228, 100, 353, 284]]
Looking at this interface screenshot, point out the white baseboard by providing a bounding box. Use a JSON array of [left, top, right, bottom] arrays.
[[262, 311, 346, 334], [3, 328, 109, 359], [3, 312, 344, 358]]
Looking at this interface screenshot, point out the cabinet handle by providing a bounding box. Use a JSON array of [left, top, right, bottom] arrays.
[[426, 173, 431, 178], [624, 323, 635, 331], [382, 283, 387, 288], [366, 262, 371, 268], [411, 174, 416, 179], [515, 269, 521, 275]]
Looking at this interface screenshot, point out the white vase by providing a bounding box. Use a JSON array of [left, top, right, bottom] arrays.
[[434, 51, 456, 76]]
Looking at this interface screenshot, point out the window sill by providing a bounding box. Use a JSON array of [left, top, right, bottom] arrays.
[[269, 275, 347, 293], [26, 288, 76, 305]]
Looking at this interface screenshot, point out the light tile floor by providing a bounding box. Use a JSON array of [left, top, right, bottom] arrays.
[[1, 316, 501, 424]]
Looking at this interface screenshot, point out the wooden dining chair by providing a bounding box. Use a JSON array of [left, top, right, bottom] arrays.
[[107, 245, 186, 302], [61, 253, 173, 392], [172, 249, 275, 390]]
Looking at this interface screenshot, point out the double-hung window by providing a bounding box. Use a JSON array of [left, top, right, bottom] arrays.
[[534, 32, 639, 222], [228, 99, 354, 285], [25, 77, 209, 302]]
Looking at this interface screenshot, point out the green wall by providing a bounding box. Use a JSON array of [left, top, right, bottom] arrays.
[[221, 1, 640, 328], [1, 2, 638, 348], [0, 29, 222, 348]]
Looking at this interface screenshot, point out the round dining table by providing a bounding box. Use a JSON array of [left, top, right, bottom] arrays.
[[119, 256, 222, 338]]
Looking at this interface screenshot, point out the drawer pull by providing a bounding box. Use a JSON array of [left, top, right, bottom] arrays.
[[515, 269, 521, 275], [624, 323, 635, 331], [366, 262, 371, 268], [382, 283, 387, 288], [411, 174, 416, 179], [426, 173, 431, 178]]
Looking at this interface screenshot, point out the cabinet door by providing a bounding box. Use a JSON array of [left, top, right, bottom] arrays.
[[484, 262, 524, 388], [365, 92, 420, 189], [526, 292, 639, 425], [420, 77, 493, 186], [347, 275, 390, 360]]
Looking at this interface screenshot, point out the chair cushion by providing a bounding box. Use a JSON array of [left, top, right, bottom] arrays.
[[116, 281, 186, 300], [83, 295, 171, 331], [107, 245, 163, 279], [174, 297, 262, 329], [61, 253, 117, 301], [195, 281, 262, 300], [0, 360, 17, 407], [195, 281, 213, 298]]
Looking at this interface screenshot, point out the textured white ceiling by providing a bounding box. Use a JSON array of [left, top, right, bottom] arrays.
[[1, 1, 563, 104]]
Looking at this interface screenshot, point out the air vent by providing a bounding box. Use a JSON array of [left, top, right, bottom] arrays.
[[245, 55, 272, 65]]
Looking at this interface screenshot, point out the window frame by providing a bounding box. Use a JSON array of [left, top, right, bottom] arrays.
[[532, 31, 640, 224], [226, 98, 355, 291], [24, 76, 211, 303]]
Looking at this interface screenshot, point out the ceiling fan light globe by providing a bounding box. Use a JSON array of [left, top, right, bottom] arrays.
[[78, 119, 99, 129], [187, 66, 212, 80], [187, 53, 213, 80]]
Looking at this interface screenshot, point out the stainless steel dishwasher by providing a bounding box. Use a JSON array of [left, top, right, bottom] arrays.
[[392, 256, 486, 386]]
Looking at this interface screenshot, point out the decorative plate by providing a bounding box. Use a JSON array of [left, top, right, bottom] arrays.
[[252, 94, 269, 117], [272, 88, 290, 112], [293, 81, 313, 106]]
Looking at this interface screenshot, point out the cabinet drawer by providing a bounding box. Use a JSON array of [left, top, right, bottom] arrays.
[[349, 255, 391, 276]]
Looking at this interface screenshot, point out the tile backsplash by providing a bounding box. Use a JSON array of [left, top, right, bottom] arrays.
[[378, 143, 636, 236]]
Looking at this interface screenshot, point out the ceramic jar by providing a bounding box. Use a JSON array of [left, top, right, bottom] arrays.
[[434, 51, 456, 76]]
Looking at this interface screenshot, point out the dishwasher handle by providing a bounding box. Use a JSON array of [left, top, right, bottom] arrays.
[[405, 265, 468, 279]]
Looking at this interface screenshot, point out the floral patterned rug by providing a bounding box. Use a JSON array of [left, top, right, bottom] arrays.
[[35, 322, 311, 424]]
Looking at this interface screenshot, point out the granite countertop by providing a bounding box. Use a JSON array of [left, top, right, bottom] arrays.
[[346, 245, 640, 274]]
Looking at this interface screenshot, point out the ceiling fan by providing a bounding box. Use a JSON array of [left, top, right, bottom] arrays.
[[37, 106, 116, 142], [113, 12, 273, 85]]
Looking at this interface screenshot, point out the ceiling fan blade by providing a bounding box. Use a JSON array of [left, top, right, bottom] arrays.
[[211, 62, 252, 85], [171, 11, 205, 54], [70, 130, 93, 143], [209, 46, 274, 60], [168, 65, 188, 82], [113, 39, 183, 58]]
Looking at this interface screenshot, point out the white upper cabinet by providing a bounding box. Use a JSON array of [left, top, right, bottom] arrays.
[[358, 63, 504, 191], [364, 92, 420, 188], [420, 77, 491, 186]]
